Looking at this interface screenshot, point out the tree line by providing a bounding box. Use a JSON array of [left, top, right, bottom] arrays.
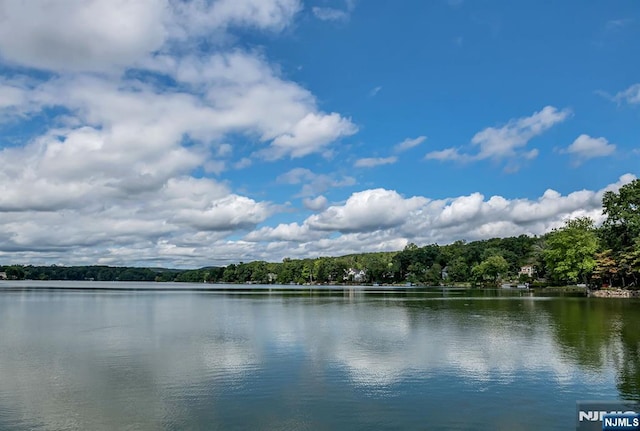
[[2, 179, 638, 288]]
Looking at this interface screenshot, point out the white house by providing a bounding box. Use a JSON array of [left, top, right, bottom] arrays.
[[519, 265, 534, 277], [344, 268, 367, 283]]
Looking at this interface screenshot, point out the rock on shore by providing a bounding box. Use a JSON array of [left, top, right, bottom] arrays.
[[589, 289, 640, 298]]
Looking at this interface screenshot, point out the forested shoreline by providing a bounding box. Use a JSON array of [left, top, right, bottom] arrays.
[[2, 180, 639, 288]]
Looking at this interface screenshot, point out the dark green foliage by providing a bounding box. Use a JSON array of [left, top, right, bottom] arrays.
[[471, 255, 510, 286], [598, 179, 640, 287], [0, 265, 182, 282], [543, 217, 598, 285], [602, 179, 640, 249]]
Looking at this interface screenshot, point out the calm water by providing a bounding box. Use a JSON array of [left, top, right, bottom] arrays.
[[0, 282, 639, 430]]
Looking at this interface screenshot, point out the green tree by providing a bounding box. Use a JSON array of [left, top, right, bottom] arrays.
[[446, 256, 469, 283], [313, 258, 328, 283], [543, 217, 598, 285], [424, 263, 443, 286], [600, 179, 640, 287], [602, 179, 640, 250], [222, 264, 238, 283], [593, 249, 618, 287], [619, 238, 640, 287], [5, 265, 25, 280], [471, 255, 509, 285]]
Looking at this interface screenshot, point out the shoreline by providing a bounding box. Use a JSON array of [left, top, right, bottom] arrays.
[[589, 288, 640, 298]]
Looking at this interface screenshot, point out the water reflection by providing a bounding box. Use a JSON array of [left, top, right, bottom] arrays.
[[0, 289, 638, 430], [543, 298, 640, 401]]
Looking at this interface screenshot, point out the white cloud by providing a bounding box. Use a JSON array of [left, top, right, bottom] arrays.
[[613, 83, 640, 105], [306, 189, 428, 233], [302, 195, 328, 211], [369, 86, 382, 97], [277, 168, 315, 184], [394, 136, 426, 152], [0, 0, 304, 73], [277, 168, 355, 197], [0, 0, 168, 72], [0, 2, 634, 268], [0, 0, 353, 266], [471, 106, 570, 159], [312, 7, 349, 21], [266, 112, 357, 159], [171, 195, 271, 231], [174, 0, 302, 33], [234, 157, 253, 169], [424, 147, 469, 161], [0, 78, 38, 120], [0, 174, 634, 266], [354, 156, 397, 168], [312, 0, 356, 22], [244, 222, 320, 242], [425, 106, 570, 168], [243, 174, 636, 261], [562, 134, 616, 163], [166, 51, 358, 159], [216, 143, 233, 157]]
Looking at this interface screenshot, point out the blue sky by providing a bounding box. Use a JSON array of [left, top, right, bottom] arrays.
[[0, 0, 638, 267]]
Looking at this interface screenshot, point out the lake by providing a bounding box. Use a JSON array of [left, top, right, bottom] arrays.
[[0, 281, 638, 430]]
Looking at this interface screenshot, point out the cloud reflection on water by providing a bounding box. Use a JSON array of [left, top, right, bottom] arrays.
[[0, 291, 626, 430]]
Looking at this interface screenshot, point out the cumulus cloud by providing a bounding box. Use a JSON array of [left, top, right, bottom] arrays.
[[243, 174, 636, 261], [277, 168, 315, 184], [425, 106, 571, 169], [277, 168, 355, 197], [165, 51, 357, 159], [0, 0, 366, 267], [0, 0, 304, 73], [173, 0, 302, 34], [306, 189, 428, 233], [613, 83, 640, 105], [244, 222, 320, 242], [234, 157, 253, 169], [266, 112, 357, 159], [472, 105, 570, 159], [0, 3, 354, 161], [354, 156, 397, 168], [0, 1, 634, 268], [302, 195, 328, 211], [562, 134, 616, 164], [0, 0, 167, 72], [394, 136, 426, 152], [0, 77, 40, 120], [1, 174, 634, 266], [171, 194, 271, 231]]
